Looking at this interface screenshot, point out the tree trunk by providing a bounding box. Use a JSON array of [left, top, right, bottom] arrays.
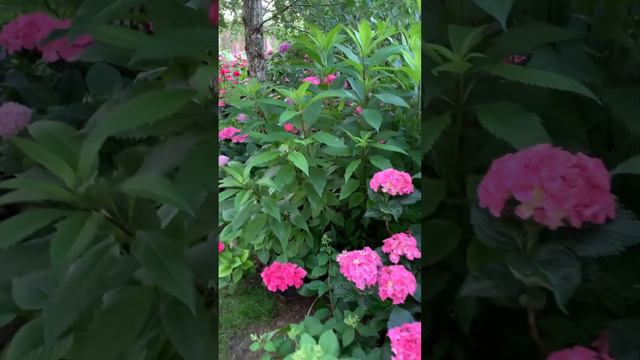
[[242, 0, 266, 81]]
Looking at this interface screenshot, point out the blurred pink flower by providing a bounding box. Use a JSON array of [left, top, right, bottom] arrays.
[[477, 144, 616, 229], [218, 127, 248, 143], [218, 242, 225, 253], [261, 261, 306, 292], [218, 155, 230, 167], [283, 123, 297, 133], [236, 113, 248, 122], [323, 73, 337, 85], [302, 76, 321, 86], [388, 322, 421, 360], [546, 346, 599, 360], [0, 102, 32, 139], [354, 106, 363, 115], [377, 265, 416, 304]]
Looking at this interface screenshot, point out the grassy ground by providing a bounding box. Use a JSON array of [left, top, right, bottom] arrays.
[[219, 276, 315, 360]]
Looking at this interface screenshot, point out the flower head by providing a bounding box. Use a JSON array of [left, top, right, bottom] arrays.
[[236, 113, 248, 122], [546, 346, 599, 360], [377, 265, 416, 304], [261, 261, 307, 292], [0, 102, 32, 139], [477, 144, 616, 229], [388, 322, 421, 360], [354, 106, 363, 115], [302, 76, 321, 86], [369, 169, 414, 196], [218, 155, 230, 167], [283, 123, 297, 133], [336, 247, 382, 290], [323, 74, 337, 85], [218, 127, 248, 143], [279, 42, 291, 53], [382, 232, 421, 264], [218, 242, 225, 253]]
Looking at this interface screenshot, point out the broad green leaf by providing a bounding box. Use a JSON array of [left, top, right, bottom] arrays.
[[79, 89, 193, 181], [309, 89, 353, 104], [481, 64, 600, 103], [132, 232, 196, 313], [288, 152, 309, 176], [44, 240, 136, 345], [475, 102, 551, 149], [28, 121, 80, 167], [279, 110, 299, 125], [339, 179, 359, 200], [611, 156, 640, 176], [603, 87, 640, 136], [460, 264, 524, 299], [373, 93, 409, 108], [261, 197, 281, 221], [313, 132, 346, 148], [470, 205, 523, 251], [246, 151, 281, 170], [131, 29, 216, 63], [562, 209, 640, 257], [424, 220, 462, 265], [0, 176, 76, 204], [0, 240, 50, 284], [50, 212, 104, 276], [318, 330, 339, 356], [387, 307, 414, 329], [485, 23, 580, 60], [11, 137, 76, 188], [161, 297, 216, 360], [362, 109, 382, 131], [86, 62, 122, 99], [0, 209, 67, 249], [344, 159, 361, 182], [472, 0, 513, 30], [120, 174, 193, 215], [83, 287, 153, 360], [12, 270, 50, 310], [0, 190, 51, 206], [303, 100, 322, 127], [6, 317, 73, 360], [342, 328, 355, 347], [370, 142, 408, 155], [368, 155, 392, 170], [309, 167, 327, 196], [424, 112, 452, 154]]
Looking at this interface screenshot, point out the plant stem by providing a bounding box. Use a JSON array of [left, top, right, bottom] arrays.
[[527, 307, 545, 355], [306, 296, 320, 317], [327, 250, 335, 313]]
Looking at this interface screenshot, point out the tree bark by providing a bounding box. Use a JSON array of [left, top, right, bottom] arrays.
[[242, 0, 266, 81]]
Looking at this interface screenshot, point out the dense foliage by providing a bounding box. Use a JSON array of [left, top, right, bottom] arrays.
[[218, 12, 422, 359], [426, 1, 640, 359], [0, 1, 217, 359]]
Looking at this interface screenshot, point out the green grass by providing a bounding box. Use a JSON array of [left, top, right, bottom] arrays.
[[219, 277, 278, 360]]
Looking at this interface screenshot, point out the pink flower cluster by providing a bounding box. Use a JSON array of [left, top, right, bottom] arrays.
[[377, 265, 417, 304], [336, 247, 382, 290], [382, 232, 421, 264], [218, 127, 248, 143], [369, 169, 415, 196], [478, 144, 616, 229], [261, 261, 307, 292], [0, 102, 32, 139], [302, 76, 321, 86], [0, 12, 92, 62], [388, 322, 422, 360]]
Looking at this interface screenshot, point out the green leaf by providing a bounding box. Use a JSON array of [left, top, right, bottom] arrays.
[[339, 179, 360, 200], [309, 89, 353, 105], [603, 87, 640, 136], [12, 270, 50, 310], [472, 0, 513, 30], [424, 220, 462, 265], [423, 177, 446, 216], [424, 113, 452, 154], [0, 209, 67, 249], [132, 232, 196, 314], [131, 28, 216, 63], [373, 93, 409, 108], [309, 167, 327, 196], [303, 100, 322, 127], [611, 156, 640, 176], [0, 176, 76, 204], [342, 328, 355, 347], [161, 297, 216, 360], [44, 240, 136, 345], [313, 132, 346, 148], [318, 330, 339, 356], [6, 317, 73, 360], [261, 197, 281, 221], [28, 121, 80, 167], [608, 319, 640, 360], [278, 110, 298, 125], [83, 287, 153, 360], [460, 264, 524, 299], [481, 64, 600, 103], [470, 205, 523, 251], [369, 156, 392, 170], [344, 159, 361, 182], [246, 151, 281, 170], [120, 174, 193, 215], [362, 109, 382, 131], [50, 212, 103, 277], [79, 89, 193, 181], [370, 142, 409, 155], [86, 62, 122, 99], [11, 137, 76, 188], [475, 102, 551, 149], [288, 152, 309, 176], [387, 307, 414, 329], [0, 190, 51, 207]]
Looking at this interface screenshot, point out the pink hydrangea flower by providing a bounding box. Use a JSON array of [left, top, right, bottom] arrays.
[[261, 261, 307, 292], [302, 76, 321, 86], [218, 242, 225, 253], [382, 232, 421, 264], [377, 265, 416, 304], [236, 113, 248, 122], [369, 169, 415, 196], [477, 144, 616, 230], [323, 74, 337, 85], [0, 102, 32, 139], [218, 155, 230, 167], [283, 123, 297, 133], [354, 106, 363, 115], [546, 346, 599, 360], [388, 322, 421, 360], [218, 127, 248, 143], [336, 247, 382, 290], [40, 32, 93, 62]]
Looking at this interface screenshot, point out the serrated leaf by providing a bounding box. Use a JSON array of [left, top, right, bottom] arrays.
[[344, 159, 361, 182], [476, 102, 551, 149], [472, 0, 513, 30], [309, 167, 327, 196], [11, 137, 76, 188], [132, 232, 196, 314], [611, 156, 640, 176], [481, 64, 600, 103], [563, 209, 640, 257], [370, 142, 408, 155], [339, 179, 360, 200], [288, 152, 309, 176], [387, 307, 414, 329]]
